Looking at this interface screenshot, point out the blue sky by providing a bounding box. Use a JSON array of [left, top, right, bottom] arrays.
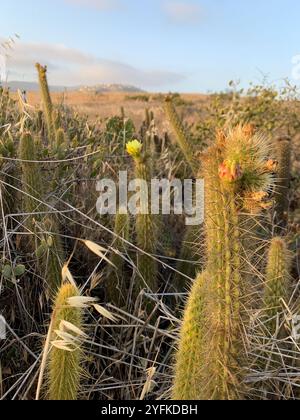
[[0, 0, 299, 92]]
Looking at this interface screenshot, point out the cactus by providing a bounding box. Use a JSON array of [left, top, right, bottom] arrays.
[[164, 97, 198, 175], [256, 237, 291, 398], [263, 237, 290, 336], [52, 127, 67, 188], [174, 225, 200, 291], [53, 110, 62, 131], [19, 132, 44, 231], [174, 125, 275, 400], [126, 140, 158, 295], [55, 128, 66, 152], [36, 217, 65, 293], [173, 272, 206, 399], [274, 136, 292, 233], [0, 134, 17, 219], [19, 134, 63, 291], [36, 63, 55, 145], [48, 283, 83, 400], [106, 210, 130, 307]]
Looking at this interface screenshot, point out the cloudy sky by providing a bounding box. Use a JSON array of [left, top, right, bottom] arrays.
[[0, 0, 299, 92]]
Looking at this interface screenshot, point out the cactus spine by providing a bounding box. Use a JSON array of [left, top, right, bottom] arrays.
[[36, 63, 55, 145], [106, 210, 130, 307], [274, 136, 292, 233], [164, 97, 197, 175], [48, 283, 83, 400], [263, 237, 290, 336], [174, 125, 275, 400]]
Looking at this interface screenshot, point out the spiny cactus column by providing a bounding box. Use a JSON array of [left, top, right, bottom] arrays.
[[173, 272, 206, 399], [48, 283, 83, 400], [174, 125, 275, 400], [36, 63, 55, 145], [274, 136, 292, 233], [164, 97, 198, 176], [263, 237, 290, 336], [37, 217, 65, 293], [127, 140, 158, 295], [19, 132, 44, 231], [0, 134, 17, 220], [174, 225, 199, 292], [106, 210, 130, 307]]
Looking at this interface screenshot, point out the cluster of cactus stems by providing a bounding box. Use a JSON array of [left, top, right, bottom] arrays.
[[106, 210, 130, 307], [174, 125, 277, 400], [164, 97, 198, 176], [126, 140, 158, 295], [274, 136, 292, 233], [47, 283, 83, 400]]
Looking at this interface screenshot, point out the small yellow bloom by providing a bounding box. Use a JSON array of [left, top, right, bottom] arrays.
[[126, 140, 143, 158]]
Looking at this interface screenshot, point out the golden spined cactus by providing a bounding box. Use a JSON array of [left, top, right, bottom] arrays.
[[174, 224, 200, 292], [36, 63, 55, 145], [106, 210, 130, 307], [126, 140, 158, 295], [19, 132, 44, 231], [48, 283, 83, 400], [263, 237, 291, 336], [173, 272, 206, 400], [164, 97, 198, 176], [174, 125, 275, 400], [274, 136, 292, 233]]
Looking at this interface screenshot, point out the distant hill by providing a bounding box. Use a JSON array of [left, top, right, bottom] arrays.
[[1, 81, 144, 93]]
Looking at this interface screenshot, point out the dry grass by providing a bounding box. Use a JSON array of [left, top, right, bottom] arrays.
[[13, 91, 207, 128]]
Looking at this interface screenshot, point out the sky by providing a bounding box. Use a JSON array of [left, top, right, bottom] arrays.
[[0, 0, 300, 92]]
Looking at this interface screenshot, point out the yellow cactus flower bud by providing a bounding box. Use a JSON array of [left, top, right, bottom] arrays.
[[126, 140, 143, 159]]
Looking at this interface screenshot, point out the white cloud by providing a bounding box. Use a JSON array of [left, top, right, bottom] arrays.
[[64, 0, 122, 11], [163, 1, 203, 24], [2, 40, 185, 89]]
